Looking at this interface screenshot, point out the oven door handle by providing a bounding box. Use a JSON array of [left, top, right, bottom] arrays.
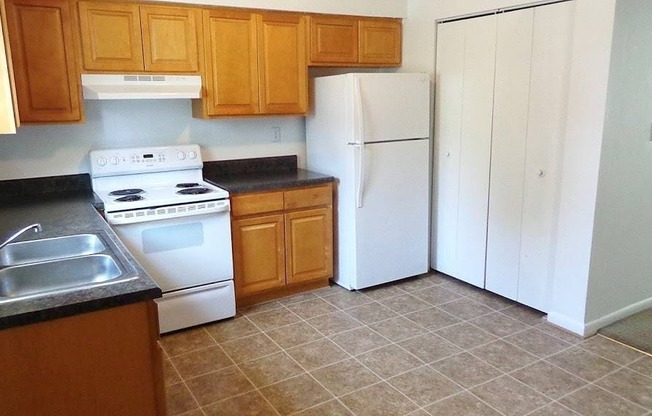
[[162, 281, 232, 299]]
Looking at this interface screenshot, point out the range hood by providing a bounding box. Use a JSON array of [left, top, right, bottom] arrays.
[[81, 74, 202, 100]]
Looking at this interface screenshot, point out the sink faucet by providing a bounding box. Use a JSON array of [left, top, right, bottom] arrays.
[[0, 223, 42, 250]]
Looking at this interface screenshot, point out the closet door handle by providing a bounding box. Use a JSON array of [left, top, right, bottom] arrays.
[[537, 169, 546, 177]]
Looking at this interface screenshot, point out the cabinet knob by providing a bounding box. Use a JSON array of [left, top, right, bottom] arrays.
[[537, 169, 546, 177], [445, 151, 451, 158]]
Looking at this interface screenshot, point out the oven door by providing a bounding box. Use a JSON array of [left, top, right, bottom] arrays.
[[111, 210, 233, 292]]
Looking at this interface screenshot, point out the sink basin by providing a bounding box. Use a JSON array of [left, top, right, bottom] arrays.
[[0, 234, 106, 267], [0, 254, 125, 301]]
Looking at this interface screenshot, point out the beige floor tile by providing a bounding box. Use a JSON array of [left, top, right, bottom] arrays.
[[178, 410, 204, 416], [238, 351, 305, 388], [559, 385, 648, 416], [500, 304, 546, 326], [345, 302, 398, 324], [294, 399, 354, 415], [581, 335, 644, 365], [535, 322, 584, 345], [357, 344, 423, 378], [431, 352, 503, 388], [434, 322, 498, 349], [310, 358, 381, 396], [466, 290, 515, 311], [405, 307, 461, 330], [361, 284, 408, 300], [307, 311, 363, 336], [406, 410, 430, 416], [470, 340, 539, 372], [388, 365, 462, 406], [221, 333, 281, 363], [286, 338, 348, 370], [266, 321, 324, 349], [595, 367, 652, 409], [286, 298, 339, 319], [205, 317, 261, 343], [629, 356, 652, 377], [510, 360, 587, 400], [160, 327, 216, 357], [505, 328, 573, 357], [163, 358, 182, 386], [171, 345, 234, 380], [437, 277, 484, 297], [424, 391, 502, 416], [330, 327, 390, 356], [379, 293, 431, 315], [260, 373, 333, 415], [470, 312, 531, 337], [278, 291, 319, 305], [246, 308, 302, 331], [340, 382, 417, 416], [185, 366, 255, 406], [398, 332, 462, 364], [238, 300, 283, 316], [320, 290, 374, 310], [394, 275, 438, 292], [413, 285, 462, 306], [165, 383, 199, 416], [202, 390, 278, 416], [438, 298, 494, 321], [526, 402, 581, 416], [546, 346, 621, 382], [471, 375, 551, 416], [369, 316, 427, 342]]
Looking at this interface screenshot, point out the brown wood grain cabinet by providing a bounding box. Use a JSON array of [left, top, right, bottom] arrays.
[[230, 183, 333, 306], [5, 0, 82, 123], [77, 1, 201, 73], [0, 301, 166, 416], [193, 10, 307, 117], [308, 15, 401, 67]]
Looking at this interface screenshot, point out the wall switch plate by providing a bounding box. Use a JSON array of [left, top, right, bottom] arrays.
[[272, 126, 282, 142]]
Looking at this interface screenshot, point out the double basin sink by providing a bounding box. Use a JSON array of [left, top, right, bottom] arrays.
[[0, 233, 133, 304]]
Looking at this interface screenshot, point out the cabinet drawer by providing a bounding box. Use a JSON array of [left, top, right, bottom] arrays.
[[231, 191, 284, 217], [284, 184, 332, 210]]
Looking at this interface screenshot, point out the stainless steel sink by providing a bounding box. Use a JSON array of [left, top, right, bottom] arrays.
[[0, 234, 106, 267], [0, 254, 128, 301]]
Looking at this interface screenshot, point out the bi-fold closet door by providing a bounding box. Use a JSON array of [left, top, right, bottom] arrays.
[[433, 2, 573, 311]]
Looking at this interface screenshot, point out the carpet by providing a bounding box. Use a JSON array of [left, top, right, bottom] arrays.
[[599, 308, 652, 355]]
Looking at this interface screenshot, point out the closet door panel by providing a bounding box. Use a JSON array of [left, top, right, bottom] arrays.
[[519, 2, 573, 311], [485, 8, 534, 300]]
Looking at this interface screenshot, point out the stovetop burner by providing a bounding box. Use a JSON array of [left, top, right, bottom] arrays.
[[176, 183, 201, 188], [109, 188, 144, 196], [176, 187, 211, 195], [115, 194, 145, 202]]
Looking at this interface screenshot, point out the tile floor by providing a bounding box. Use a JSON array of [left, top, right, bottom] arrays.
[[160, 272, 652, 416]]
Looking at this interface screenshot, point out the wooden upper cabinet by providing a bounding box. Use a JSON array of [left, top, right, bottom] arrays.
[[5, 0, 82, 123], [78, 2, 200, 73], [78, 2, 143, 71], [359, 18, 401, 65], [308, 15, 401, 67], [201, 9, 259, 116], [257, 12, 307, 115], [309, 15, 358, 64]]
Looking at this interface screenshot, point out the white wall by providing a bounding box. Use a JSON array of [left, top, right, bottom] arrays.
[[583, 0, 652, 329]]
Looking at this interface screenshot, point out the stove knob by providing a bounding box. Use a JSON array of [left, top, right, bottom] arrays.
[[188, 150, 197, 160], [96, 156, 107, 167], [177, 151, 186, 160], [110, 156, 120, 165]]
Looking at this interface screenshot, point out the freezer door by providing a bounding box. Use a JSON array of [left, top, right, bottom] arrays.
[[354, 73, 431, 143], [353, 139, 430, 289]]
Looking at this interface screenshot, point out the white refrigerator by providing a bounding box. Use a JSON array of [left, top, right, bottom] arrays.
[[306, 73, 431, 290]]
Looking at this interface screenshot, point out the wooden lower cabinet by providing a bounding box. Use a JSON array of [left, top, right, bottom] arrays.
[[0, 301, 165, 416], [231, 183, 334, 306]]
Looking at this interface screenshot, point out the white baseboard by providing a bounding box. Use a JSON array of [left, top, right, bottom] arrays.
[[546, 312, 587, 336]]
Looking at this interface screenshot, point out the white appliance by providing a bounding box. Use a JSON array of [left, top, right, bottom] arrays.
[[306, 73, 431, 290], [81, 74, 202, 100], [90, 144, 235, 333]]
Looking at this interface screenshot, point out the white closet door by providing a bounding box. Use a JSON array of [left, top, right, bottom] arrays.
[[485, 9, 534, 300], [433, 15, 496, 288], [518, 2, 573, 311]]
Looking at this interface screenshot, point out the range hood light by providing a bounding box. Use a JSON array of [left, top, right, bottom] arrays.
[[81, 74, 202, 100]]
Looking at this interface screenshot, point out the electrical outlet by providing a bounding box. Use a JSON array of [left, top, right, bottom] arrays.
[[272, 126, 282, 142]]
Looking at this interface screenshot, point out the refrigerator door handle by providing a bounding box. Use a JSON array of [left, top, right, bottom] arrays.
[[355, 143, 365, 208], [353, 77, 366, 208]]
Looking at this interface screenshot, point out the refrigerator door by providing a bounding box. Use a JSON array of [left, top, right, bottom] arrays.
[[353, 73, 430, 143], [352, 138, 430, 289]]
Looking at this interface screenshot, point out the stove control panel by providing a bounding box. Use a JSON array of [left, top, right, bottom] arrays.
[[90, 144, 203, 177]]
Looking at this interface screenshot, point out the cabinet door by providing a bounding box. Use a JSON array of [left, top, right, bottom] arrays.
[[308, 15, 358, 65], [232, 214, 285, 297], [5, 0, 81, 123], [140, 5, 200, 73], [78, 1, 143, 71], [0, 0, 19, 133], [285, 207, 333, 284], [202, 9, 259, 116], [257, 12, 307, 115], [358, 19, 401, 66]]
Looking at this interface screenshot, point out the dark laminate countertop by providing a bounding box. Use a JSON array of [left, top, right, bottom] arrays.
[[203, 155, 335, 194], [0, 175, 161, 331]]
